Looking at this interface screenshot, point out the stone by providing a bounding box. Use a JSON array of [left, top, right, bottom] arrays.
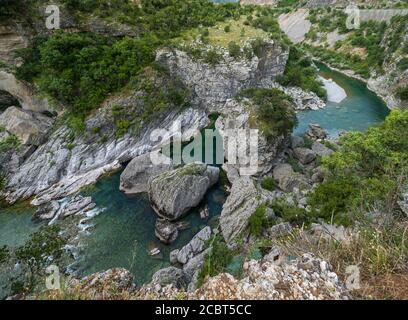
[[273, 164, 310, 192], [5, 106, 208, 205], [0, 106, 53, 146], [152, 267, 190, 289], [307, 123, 327, 140], [183, 248, 210, 278], [72, 268, 135, 299], [0, 71, 50, 113], [311, 166, 325, 183], [268, 222, 292, 238], [156, 42, 289, 110], [291, 135, 304, 148], [155, 219, 179, 244], [293, 147, 316, 165], [148, 163, 219, 221], [177, 227, 212, 265], [170, 249, 180, 265], [120, 152, 173, 195], [32, 200, 60, 222], [61, 195, 95, 219], [220, 177, 272, 246], [263, 246, 282, 264], [311, 222, 353, 243], [398, 192, 408, 217], [312, 141, 334, 157]]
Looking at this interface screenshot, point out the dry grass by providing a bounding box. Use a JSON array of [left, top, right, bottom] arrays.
[[277, 218, 408, 300]]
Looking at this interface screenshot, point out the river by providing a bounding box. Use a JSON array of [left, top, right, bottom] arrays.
[[0, 64, 390, 293]]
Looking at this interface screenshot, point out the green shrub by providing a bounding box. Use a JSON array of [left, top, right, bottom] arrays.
[[249, 206, 269, 237], [197, 234, 233, 287], [0, 135, 21, 153], [271, 200, 310, 226], [308, 110, 408, 225], [261, 177, 276, 191], [228, 41, 241, 59], [0, 246, 9, 264], [203, 49, 223, 66], [238, 88, 297, 140], [396, 86, 408, 101], [224, 25, 231, 33]]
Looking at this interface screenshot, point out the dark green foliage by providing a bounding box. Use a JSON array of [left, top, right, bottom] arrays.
[[228, 41, 241, 59], [249, 205, 269, 237], [0, 246, 9, 264], [14, 225, 66, 291], [16, 32, 157, 130], [308, 110, 408, 225], [271, 201, 310, 226], [397, 58, 408, 71], [396, 86, 408, 101], [224, 25, 231, 33], [203, 49, 223, 66], [261, 177, 276, 191], [238, 88, 297, 140], [277, 47, 326, 99], [197, 234, 233, 287], [0, 135, 21, 153]]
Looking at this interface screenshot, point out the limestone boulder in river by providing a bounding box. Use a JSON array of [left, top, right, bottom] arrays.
[[120, 152, 173, 195], [148, 163, 219, 220]]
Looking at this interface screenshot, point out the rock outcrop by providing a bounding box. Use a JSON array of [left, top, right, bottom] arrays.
[[148, 163, 219, 220], [273, 163, 310, 192], [120, 152, 173, 195], [194, 253, 349, 300], [0, 71, 51, 113], [220, 177, 273, 247], [155, 219, 179, 244], [5, 106, 208, 204], [156, 41, 289, 110], [0, 106, 53, 146]]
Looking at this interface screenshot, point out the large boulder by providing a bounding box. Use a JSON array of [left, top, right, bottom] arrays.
[[312, 141, 334, 157], [0, 106, 53, 145], [151, 267, 190, 289], [293, 147, 316, 165], [120, 152, 173, 195], [148, 163, 219, 220], [220, 177, 272, 246], [175, 226, 212, 265], [273, 163, 310, 192], [307, 123, 327, 140], [155, 219, 179, 244]]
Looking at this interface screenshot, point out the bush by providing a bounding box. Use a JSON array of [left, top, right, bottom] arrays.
[[0, 135, 21, 153], [308, 110, 408, 225], [224, 25, 231, 33], [228, 41, 241, 59], [197, 234, 233, 287], [203, 49, 223, 66], [396, 86, 408, 101], [249, 205, 269, 236], [261, 177, 276, 191], [238, 88, 297, 140]]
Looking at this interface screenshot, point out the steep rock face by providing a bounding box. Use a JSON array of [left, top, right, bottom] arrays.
[[0, 71, 51, 113], [220, 177, 273, 247], [0, 106, 53, 145], [119, 152, 173, 195], [5, 106, 208, 204], [0, 24, 27, 66], [215, 99, 288, 177], [156, 42, 289, 110], [148, 163, 219, 220]]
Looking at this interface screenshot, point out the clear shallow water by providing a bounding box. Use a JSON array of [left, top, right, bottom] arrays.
[[0, 203, 38, 248], [73, 171, 226, 285], [294, 63, 390, 137]]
